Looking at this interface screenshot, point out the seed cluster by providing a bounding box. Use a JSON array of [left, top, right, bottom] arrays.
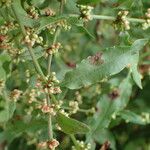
[[24, 28, 43, 47], [0, 0, 12, 7], [141, 112, 150, 124], [142, 8, 150, 30], [72, 141, 91, 150], [40, 104, 56, 115], [46, 20, 71, 34], [10, 89, 22, 102], [27, 89, 37, 104], [38, 139, 59, 150], [0, 80, 5, 94], [69, 100, 79, 114], [0, 22, 18, 35], [46, 42, 62, 56], [77, 5, 93, 22], [28, 6, 39, 19], [115, 10, 130, 30], [36, 72, 61, 95], [44, 8, 56, 16]]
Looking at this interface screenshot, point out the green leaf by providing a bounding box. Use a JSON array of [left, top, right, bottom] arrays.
[[0, 53, 11, 79], [77, 0, 101, 5], [119, 110, 147, 125], [92, 75, 132, 132], [93, 129, 116, 150], [12, 0, 39, 27], [0, 119, 47, 143], [0, 100, 16, 123], [56, 112, 90, 134], [30, 0, 45, 7], [61, 39, 148, 89], [131, 62, 142, 89]]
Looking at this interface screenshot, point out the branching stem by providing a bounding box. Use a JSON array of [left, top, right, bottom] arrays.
[[69, 14, 146, 23]]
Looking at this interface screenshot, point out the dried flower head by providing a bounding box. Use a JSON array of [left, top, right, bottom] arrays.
[[10, 89, 22, 102], [47, 139, 59, 149]]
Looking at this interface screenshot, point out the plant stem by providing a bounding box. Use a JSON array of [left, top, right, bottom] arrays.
[[69, 14, 146, 23], [46, 0, 64, 145], [47, 28, 60, 75], [63, 106, 93, 114], [70, 135, 81, 150], [11, 4, 46, 81], [47, 94, 53, 140]]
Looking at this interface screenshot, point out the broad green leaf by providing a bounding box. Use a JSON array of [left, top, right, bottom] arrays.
[[119, 110, 147, 125], [92, 75, 132, 132], [61, 39, 148, 89], [0, 119, 47, 143], [93, 129, 116, 150], [0, 100, 16, 123], [56, 112, 90, 134], [131, 62, 142, 89]]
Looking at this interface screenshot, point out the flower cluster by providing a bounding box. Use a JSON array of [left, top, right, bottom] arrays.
[[46, 19, 71, 34], [114, 10, 130, 30], [41, 72, 61, 95], [141, 112, 150, 124], [46, 42, 62, 56], [25, 69, 30, 83], [0, 34, 23, 58], [28, 6, 39, 19], [0, 79, 5, 94], [47, 139, 59, 149], [77, 5, 93, 22], [69, 100, 79, 114], [27, 89, 37, 104], [75, 91, 82, 104], [38, 139, 59, 150], [44, 8, 56, 16], [10, 89, 22, 102], [40, 103, 56, 116], [72, 141, 91, 150], [24, 27, 43, 47], [0, 0, 12, 7], [59, 109, 69, 117], [142, 8, 150, 30], [0, 22, 18, 35]]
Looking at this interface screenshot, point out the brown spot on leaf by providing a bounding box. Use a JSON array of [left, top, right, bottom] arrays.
[[89, 52, 104, 65], [100, 141, 110, 150], [109, 89, 120, 100], [66, 61, 76, 68]]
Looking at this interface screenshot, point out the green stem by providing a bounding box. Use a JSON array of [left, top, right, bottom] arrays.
[[47, 28, 60, 75], [47, 0, 63, 75], [69, 14, 146, 23], [63, 106, 93, 114], [11, 4, 46, 81], [46, 95, 53, 140], [70, 135, 81, 150]]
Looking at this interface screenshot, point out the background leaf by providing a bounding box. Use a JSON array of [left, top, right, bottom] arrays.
[[56, 112, 90, 134], [61, 39, 148, 89]]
